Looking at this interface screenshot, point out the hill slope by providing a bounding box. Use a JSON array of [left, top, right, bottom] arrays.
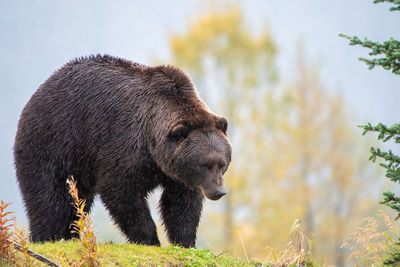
[[24, 241, 264, 266]]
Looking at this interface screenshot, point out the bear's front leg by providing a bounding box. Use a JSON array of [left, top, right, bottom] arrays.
[[160, 179, 204, 248], [99, 179, 160, 246]]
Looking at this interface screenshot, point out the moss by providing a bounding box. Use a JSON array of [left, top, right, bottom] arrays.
[[27, 241, 263, 266]]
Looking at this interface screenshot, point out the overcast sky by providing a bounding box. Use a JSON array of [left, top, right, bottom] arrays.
[[1, 0, 399, 225]]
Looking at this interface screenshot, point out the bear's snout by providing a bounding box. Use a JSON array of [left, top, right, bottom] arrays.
[[199, 172, 226, 201], [211, 189, 227, 200]]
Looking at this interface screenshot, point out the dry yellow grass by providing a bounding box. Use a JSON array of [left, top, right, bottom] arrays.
[[66, 175, 100, 267], [341, 210, 400, 266], [0, 200, 16, 265], [264, 219, 314, 266]]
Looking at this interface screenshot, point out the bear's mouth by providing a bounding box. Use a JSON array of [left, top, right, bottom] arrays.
[[200, 187, 226, 200], [199, 175, 226, 201]]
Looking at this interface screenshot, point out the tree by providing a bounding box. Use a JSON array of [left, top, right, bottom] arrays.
[[166, 5, 382, 264], [241, 49, 379, 265], [169, 6, 277, 246], [340, 0, 400, 264]]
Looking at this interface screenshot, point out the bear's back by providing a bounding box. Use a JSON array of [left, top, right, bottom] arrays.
[[20, 55, 150, 131], [14, 56, 155, 170], [14, 55, 202, 171]]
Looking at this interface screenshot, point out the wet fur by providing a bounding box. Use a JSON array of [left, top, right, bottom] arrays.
[[14, 55, 231, 248]]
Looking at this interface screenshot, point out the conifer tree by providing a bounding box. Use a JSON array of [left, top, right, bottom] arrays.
[[341, 0, 400, 264]]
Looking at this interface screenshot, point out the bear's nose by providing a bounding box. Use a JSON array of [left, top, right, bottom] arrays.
[[213, 189, 226, 200]]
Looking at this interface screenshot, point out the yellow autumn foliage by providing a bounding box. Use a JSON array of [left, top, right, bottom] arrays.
[[166, 6, 382, 265]]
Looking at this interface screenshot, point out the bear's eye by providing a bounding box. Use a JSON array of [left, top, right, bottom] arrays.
[[169, 124, 189, 142], [217, 117, 228, 133], [201, 162, 213, 170]]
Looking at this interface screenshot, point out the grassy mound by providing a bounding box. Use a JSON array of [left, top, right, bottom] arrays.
[[26, 241, 263, 266]]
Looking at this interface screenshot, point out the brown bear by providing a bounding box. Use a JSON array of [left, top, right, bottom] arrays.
[[14, 55, 232, 248]]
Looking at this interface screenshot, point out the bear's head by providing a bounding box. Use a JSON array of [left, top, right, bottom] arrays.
[[147, 66, 232, 200], [164, 116, 231, 200]]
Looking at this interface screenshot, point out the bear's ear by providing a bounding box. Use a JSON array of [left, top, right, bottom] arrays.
[[169, 124, 190, 142], [216, 117, 228, 134]]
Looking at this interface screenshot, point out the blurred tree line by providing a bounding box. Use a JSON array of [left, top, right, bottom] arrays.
[[164, 6, 384, 265]]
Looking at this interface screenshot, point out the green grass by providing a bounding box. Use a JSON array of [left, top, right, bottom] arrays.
[[25, 241, 265, 266]]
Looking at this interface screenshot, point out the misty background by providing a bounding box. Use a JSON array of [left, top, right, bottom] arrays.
[[1, 0, 399, 264]]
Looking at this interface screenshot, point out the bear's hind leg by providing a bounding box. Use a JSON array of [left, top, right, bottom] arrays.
[[25, 178, 95, 242], [160, 179, 204, 248], [98, 178, 160, 246], [26, 184, 74, 242]]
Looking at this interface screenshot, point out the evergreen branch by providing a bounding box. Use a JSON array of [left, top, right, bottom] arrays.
[[339, 34, 400, 75], [374, 0, 400, 11], [359, 122, 400, 219], [369, 147, 400, 168], [359, 123, 400, 143], [381, 192, 400, 220], [382, 164, 400, 183]]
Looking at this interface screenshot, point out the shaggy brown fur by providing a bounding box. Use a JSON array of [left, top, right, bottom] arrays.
[[14, 55, 231, 248]]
